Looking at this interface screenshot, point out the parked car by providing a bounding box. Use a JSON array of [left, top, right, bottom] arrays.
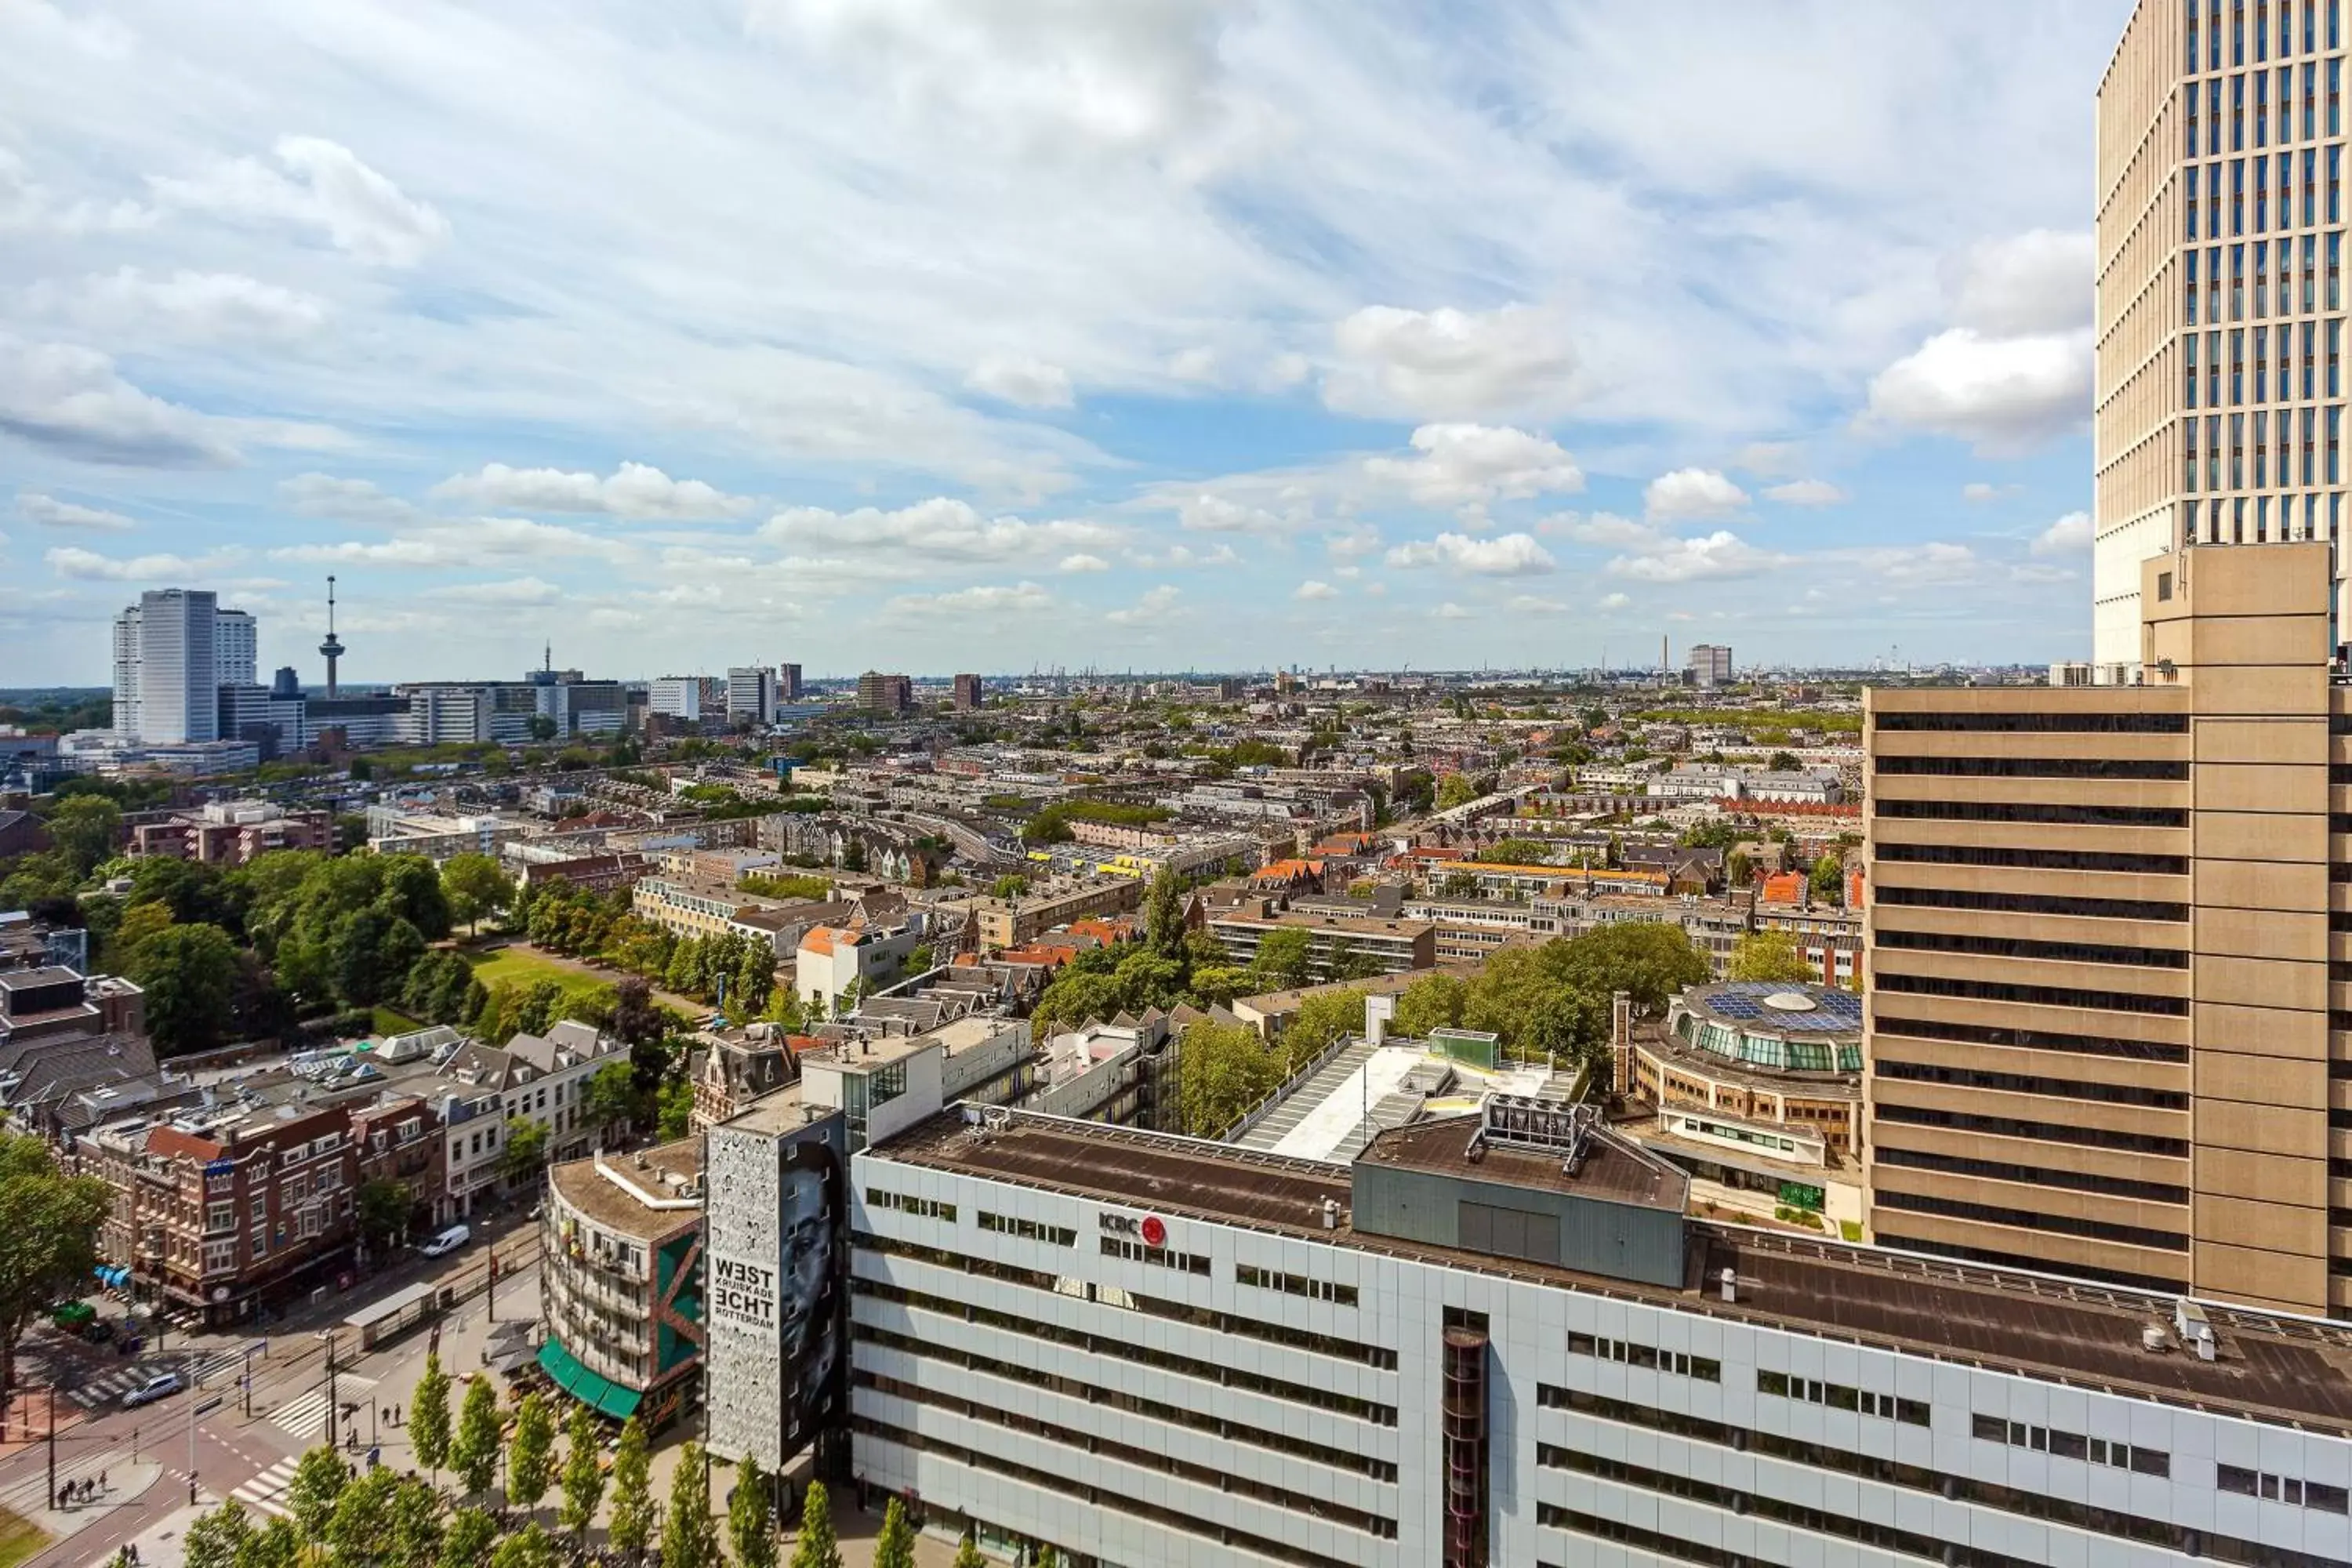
[[419, 1224, 471, 1259], [122, 1372, 183, 1409], [82, 1319, 113, 1345]]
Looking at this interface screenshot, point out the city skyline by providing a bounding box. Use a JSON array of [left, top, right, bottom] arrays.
[[0, 2, 2123, 684]]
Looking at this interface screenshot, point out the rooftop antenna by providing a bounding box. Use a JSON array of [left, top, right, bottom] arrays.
[[318, 575, 346, 698]]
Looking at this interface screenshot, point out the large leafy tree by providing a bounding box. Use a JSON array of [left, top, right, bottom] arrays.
[[409, 1351, 452, 1479], [449, 1373, 504, 1499], [786, 1480, 841, 1568], [387, 1476, 444, 1568], [1394, 973, 1468, 1039], [660, 1443, 721, 1568], [1143, 866, 1186, 960], [44, 794, 120, 877], [1283, 988, 1368, 1071], [607, 1417, 655, 1563], [126, 922, 240, 1054], [0, 1135, 111, 1408], [440, 853, 515, 935], [1249, 927, 1314, 991], [438, 1508, 498, 1568], [728, 1454, 775, 1568], [332, 907, 426, 1007], [558, 1399, 606, 1542], [286, 1444, 352, 1537], [1174, 1019, 1283, 1138], [871, 1498, 916, 1568], [1727, 930, 1813, 983], [325, 1465, 400, 1566], [183, 1499, 254, 1568], [508, 1391, 557, 1516]]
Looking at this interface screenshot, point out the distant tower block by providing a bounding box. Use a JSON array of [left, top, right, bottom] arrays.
[[318, 575, 347, 699]]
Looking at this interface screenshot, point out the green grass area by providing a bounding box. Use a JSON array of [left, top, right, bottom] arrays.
[[370, 1007, 423, 1037], [0, 1505, 50, 1568], [462, 946, 615, 1005]]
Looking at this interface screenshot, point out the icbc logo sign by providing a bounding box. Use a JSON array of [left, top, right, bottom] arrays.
[[1101, 1211, 1170, 1247]]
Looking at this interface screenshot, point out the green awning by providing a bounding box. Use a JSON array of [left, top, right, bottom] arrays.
[[537, 1338, 643, 1420]]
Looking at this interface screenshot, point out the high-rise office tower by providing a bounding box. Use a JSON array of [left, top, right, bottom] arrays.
[[1864, 540, 2340, 1319], [111, 589, 231, 744], [2092, 0, 2351, 676], [727, 666, 776, 725], [952, 673, 984, 710], [777, 662, 803, 702], [857, 671, 913, 715], [1684, 643, 1733, 688], [216, 608, 256, 688]]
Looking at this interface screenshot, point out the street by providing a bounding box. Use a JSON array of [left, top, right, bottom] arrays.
[[2, 1217, 546, 1568]]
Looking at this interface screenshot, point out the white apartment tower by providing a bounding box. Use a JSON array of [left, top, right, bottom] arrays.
[[111, 589, 243, 745], [2094, 0, 2352, 675]]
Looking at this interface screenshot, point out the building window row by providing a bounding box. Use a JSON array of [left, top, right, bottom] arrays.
[[1236, 1263, 1358, 1307], [1755, 1370, 1927, 1426], [1875, 971, 2190, 1018], [1874, 884, 2189, 924], [1536, 1451, 2062, 1568], [1875, 1190, 2190, 1254], [855, 1371, 1399, 1539], [1874, 927, 2190, 971], [1872, 756, 2188, 782], [1566, 1331, 1719, 1382], [1873, 1100, 2191, 1157], [854, 1321, 1396, 1482], [852, 1415, 1375, 1568], [1870, 1011, 2190, 1064], [1874, 1057, 2191, 1111], [865, 1189, 956, 1223], [1099, 1235, 1211, 1276], [851, 1272, 1399, 1423], [1871, 711, 2188, 734], [2187, 1, 2344, 73], [1873, 797, 2187, 829], [2219, 1463, 2351, 1512], [975, 1210, 1076, 1247], [1874, 1146, 2191, 1207], [1874, 840, 2190, 875], [1972, 1414, 2172, 1476], [1541, 1385, 2340, 1568]]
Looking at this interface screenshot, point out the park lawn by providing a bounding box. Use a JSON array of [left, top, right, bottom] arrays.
[[371, 1006, 423, 1036], [0, 1505, 49, 1568], [462, 946, 614, 1007]]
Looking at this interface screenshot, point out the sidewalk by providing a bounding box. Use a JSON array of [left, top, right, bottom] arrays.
[[86, 1497, 200, 1568], [0, 1458, 159, 1561]]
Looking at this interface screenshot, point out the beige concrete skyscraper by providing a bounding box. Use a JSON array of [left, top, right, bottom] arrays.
[[2094, 0, 2350, 675]]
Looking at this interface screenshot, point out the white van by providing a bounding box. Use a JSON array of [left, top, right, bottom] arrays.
[[419, 1223, 471, 1258]]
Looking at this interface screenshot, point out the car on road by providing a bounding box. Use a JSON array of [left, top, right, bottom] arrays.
[[419, 1224, 470, 1259], [122, 1372, 183, 1409]]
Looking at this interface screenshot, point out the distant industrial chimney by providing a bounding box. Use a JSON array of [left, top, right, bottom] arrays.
[[318, 575, 346, 699]]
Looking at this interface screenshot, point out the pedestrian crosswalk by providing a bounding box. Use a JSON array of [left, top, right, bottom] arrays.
[[268, 1374, 375, 1443], [229, 1454, 301, 1519], [65, 1352, 244, 1410]]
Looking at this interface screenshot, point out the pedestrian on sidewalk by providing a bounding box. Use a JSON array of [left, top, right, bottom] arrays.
[[99, 1468, 107, 1491]]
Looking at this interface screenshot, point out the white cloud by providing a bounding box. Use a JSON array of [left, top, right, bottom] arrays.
[[1505, 594, 1567, 614], [1607, 529, 1788, 583], [1644, 468, 1749, 520], [1599, 591, 1632, 611], [1962, 481, 2020, 503], [1326, 303, 1577, 418], [1105, 583, 1181, 625], [1865, 326, 2092, 452], [150, 136, 450, 267], [1549, 511, 1658, 550], [1294, 579, 1341, 601], [16, 492, 133, 532], [1951, 229, 2092, 336], [1324, 524, 1381, 561], [1176, 492, 1298, 533], [1128, 541, 1240, 568], [40, 267, 328, 343], [1432, 601, 1474, 619], [1762, 478, 1846, 506], [437, 576, 565, 606], [433, 461, 751, 521], [271, 517, 632, 569], [1361, 423, 1582, 517], [1834, 540, 1982, 585], [1733, 441, 1802, 477], [2031, 510, 2092, 555], [760, 497, 1113, 561], [46, 545, 236, 581], [1058, 551, 1111, 572], [884, 580, 1054, 618], [1383, 531, 1556, 576], [965, 354, 1075, 409], [1167, 345, 1219, 382], [0, 339, 241, 466], [278, 474, 422, 526]]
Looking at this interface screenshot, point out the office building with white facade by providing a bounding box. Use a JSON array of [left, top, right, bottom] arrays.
[[834, 1101, 2352, 1568], [112, 589, 243, 744], [728, 666, 777, 726]]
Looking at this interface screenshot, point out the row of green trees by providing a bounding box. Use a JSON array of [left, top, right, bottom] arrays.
[[184, 1352, 960, 1568], [520, 883, 775, 1014]]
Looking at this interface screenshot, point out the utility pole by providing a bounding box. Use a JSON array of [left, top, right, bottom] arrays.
[[187, 1342, 200, 1507], [319, 1330, 340, 1450], [45, 1388, 54, 1510]]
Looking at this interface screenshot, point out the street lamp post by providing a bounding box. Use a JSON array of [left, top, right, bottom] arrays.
[[317, 1329, 341, 1450]]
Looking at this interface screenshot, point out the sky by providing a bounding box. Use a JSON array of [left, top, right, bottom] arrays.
[[0, 0, 2130, 685]]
